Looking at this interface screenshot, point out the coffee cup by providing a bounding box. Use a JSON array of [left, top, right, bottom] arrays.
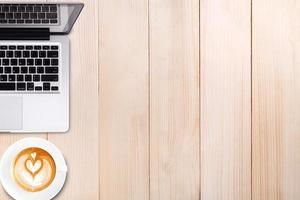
[[0, 138, 67, 200]]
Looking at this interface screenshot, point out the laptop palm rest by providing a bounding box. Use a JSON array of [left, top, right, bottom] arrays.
[[0, 97, 23, 131]]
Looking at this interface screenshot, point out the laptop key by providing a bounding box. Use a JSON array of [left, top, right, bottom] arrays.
[[17, 75, 24, 82], [47, 51, 58, 58], [51, 59, 58, 65], [43, 83, 50, 91], [17, 83, 26, 90], [15, 51, 22, 57], [11, 59, 17, 65], [33, 19, 41, 23], [35, 86, 42, 91], [50, 19, 58, 24], [43, 59, 50, 65], [29, 67, 36, 73], [39, 51, 46, 57], [19, 59, 25, 65], [25, 19, 32, 23], [8, 20, 16, 23], [49, 6, 57, 12], [25, 75, 32, 82], [51, 86, 59, 91], [34, 46, 41, 50], [30, 13, 37, 19], [8, 75, 15, 81], [41, 75, 58, 82], [0, 83, 15, 90], [0, 75, 7, 81], [37, 67, 44, 73], [6, 51, 13, 58], [6, 13, 14, 19], [31, 51, 38, 57], [10, 6, 18, 12], [23, 51, 30, 57], [42, 6, 49, 12], [8, 19, 17, 24], [4, 67, 11, 73], [38, 13, 45, 19], [18, 6, 26, 12], [22, 13, 30, 19], [27, 82, 34, 91], [21, 67, 28, 73], [33, 75, 40, 82], [2, 6, 9, 12], [14, 13, 21, 19], [27, 59, 34, 65], [26, 6, 34, 12], [3, 59, 9, 65], [12, 67, 19, 73], [46, 13, 57, 19], [35, 59, 42, 65], [34, 6, 42, 12], [45, 67, 58, 73]]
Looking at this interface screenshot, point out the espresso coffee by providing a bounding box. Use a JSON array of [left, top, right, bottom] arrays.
[[12, 147, 56, 192]]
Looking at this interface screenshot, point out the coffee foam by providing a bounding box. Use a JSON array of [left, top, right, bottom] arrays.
[[12, 147, 56, 192]]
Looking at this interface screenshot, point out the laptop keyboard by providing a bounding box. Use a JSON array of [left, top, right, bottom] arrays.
[[0, 4, 58, 25], [0, 44, 60, 92]]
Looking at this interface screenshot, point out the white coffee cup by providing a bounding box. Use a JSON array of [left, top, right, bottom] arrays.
[[0, 138, 67, 200]]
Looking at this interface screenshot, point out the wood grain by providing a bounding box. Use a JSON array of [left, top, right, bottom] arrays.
[[149, 0, 200, 200], [0, 0, 300, 199], [200, 0, 251, 199], [99, 0, 149, 200], [252, 0, 300, 199], [47, 0, 99, 199]]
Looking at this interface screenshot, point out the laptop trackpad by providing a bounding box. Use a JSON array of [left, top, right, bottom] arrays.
[[0, 97, 23, 130]]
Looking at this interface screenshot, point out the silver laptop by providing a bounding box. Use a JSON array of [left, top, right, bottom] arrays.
[[0, 3, 84, 133]]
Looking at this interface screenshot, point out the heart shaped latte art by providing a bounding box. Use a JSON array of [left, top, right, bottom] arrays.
[[25, 158, 43, 177], [31, 152, 37, 160], [13, 147, 56, 192]]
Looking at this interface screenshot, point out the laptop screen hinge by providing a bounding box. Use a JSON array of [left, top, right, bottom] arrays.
[[0, 28, 50, 40]]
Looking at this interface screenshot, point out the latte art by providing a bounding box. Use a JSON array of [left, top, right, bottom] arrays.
[[12, 148, 56, 192]]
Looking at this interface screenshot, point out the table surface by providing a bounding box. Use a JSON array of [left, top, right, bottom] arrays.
[[0, 0, 300, 199]]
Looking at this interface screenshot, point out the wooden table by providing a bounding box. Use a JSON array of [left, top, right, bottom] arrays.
[[1, 0, 300, 199]]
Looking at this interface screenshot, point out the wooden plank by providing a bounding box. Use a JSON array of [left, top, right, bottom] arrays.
[[149, 0, 200, 200], [47, 0, 99, 199], [0, 1, 47, 199], [200, 0, 251, 199], [252, 0, 300, 199], [99, 0, 149, 199]]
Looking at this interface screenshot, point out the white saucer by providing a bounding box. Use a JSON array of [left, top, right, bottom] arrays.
[[0, 138, 67, 200]]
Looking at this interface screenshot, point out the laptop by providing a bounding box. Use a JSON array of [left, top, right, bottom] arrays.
[[0, 3, 84, 133]]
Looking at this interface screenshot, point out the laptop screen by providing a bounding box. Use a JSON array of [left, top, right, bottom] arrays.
[[0, 3, 84, 34]]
